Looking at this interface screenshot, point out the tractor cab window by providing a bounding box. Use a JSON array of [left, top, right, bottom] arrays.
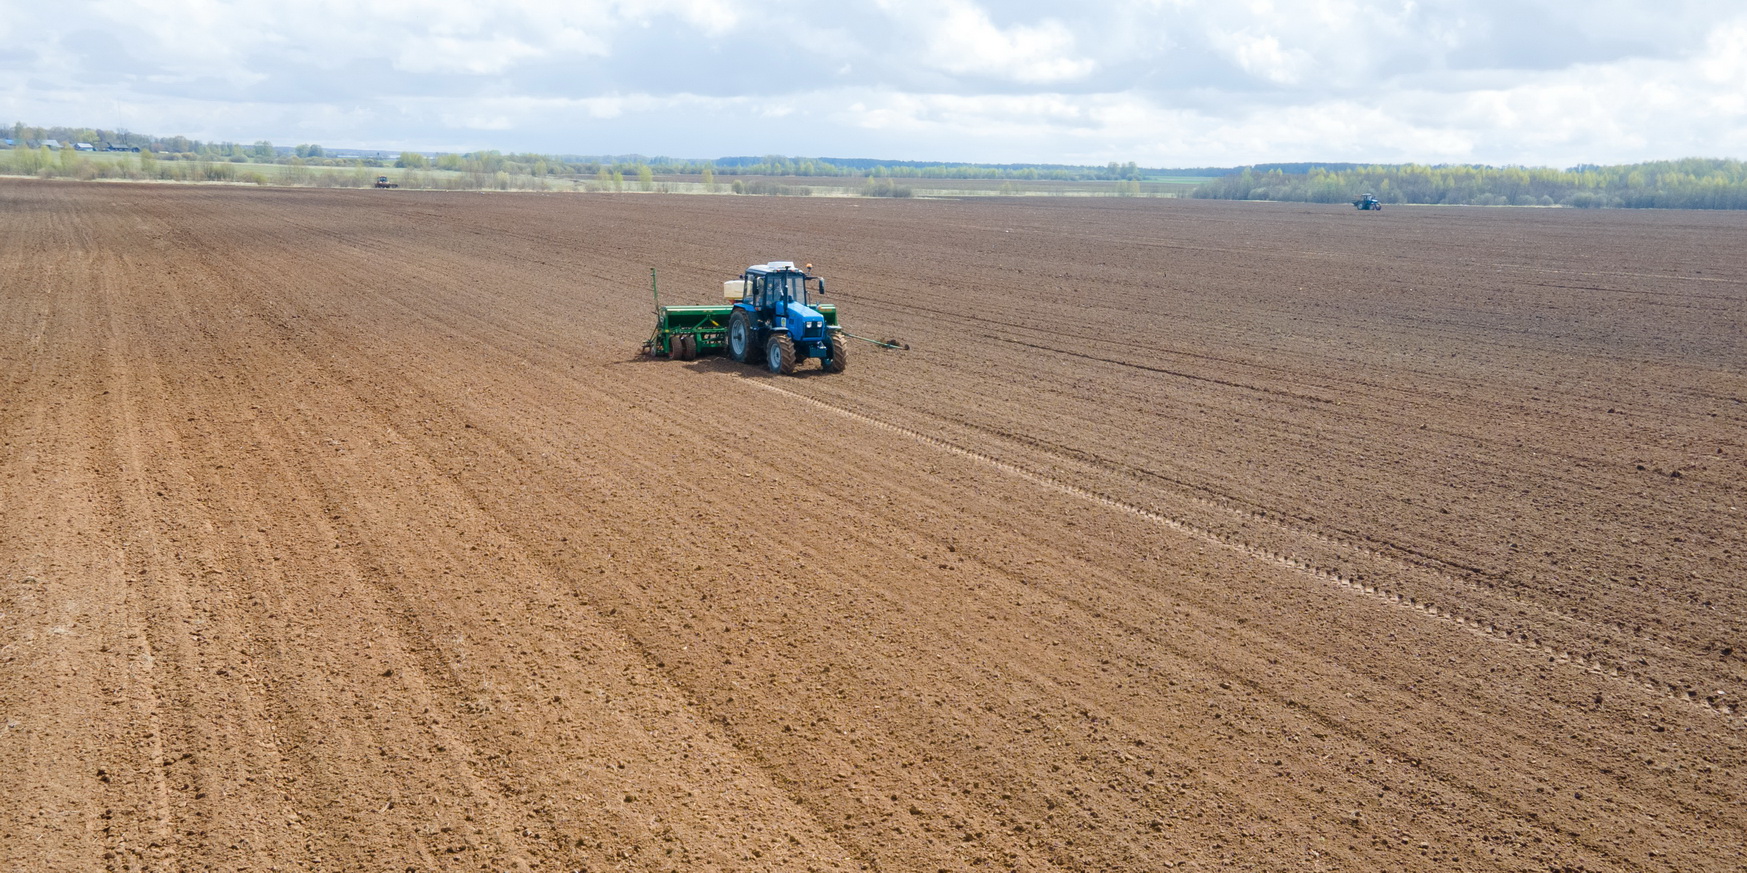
[[769, 272, 804, 305]]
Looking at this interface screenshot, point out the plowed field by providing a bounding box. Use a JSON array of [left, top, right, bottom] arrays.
[[3, 179, 1744, 872]]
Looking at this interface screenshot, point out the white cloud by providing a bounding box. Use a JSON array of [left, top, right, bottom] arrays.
[[614, 0, 744, 36], [881, 0, 1095, 83], [931, 2, 1094, 83], [1219, 31, 1312, 84], [439, 112, 516, 131], [1699, 20, 1747, 84], [396, 36, 546, 76]]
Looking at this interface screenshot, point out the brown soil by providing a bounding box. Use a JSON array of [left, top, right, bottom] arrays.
[[2, 179, 1743, 872]]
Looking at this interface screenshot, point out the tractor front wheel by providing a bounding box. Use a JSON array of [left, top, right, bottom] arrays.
[[823, 333, 848, 372], [767, 334, 797, 375], [728, 310, 755, 363], [672, 334, 695, 360]]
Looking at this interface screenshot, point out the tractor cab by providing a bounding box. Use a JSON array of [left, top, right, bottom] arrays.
[[744, 262, 824, 310], [741, 262, 829, 342]]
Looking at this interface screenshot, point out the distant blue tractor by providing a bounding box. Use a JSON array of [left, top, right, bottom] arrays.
[[1354, 193, 1383, 211], [725, 261, 847, 374]]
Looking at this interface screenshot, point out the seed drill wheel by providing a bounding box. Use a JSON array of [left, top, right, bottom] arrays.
[[671, 334, 696, 360], [728, 310, 755, 363], [823, 333, 848, 372], [766, 334, 797, 375]]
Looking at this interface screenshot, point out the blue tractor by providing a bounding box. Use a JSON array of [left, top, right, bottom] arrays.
[[1353, 193, 1383, 211], [725, 261, 847, 374]]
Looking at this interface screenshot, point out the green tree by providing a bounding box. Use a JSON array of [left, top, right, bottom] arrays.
[[251, 140, 274, 160], [636, 163, 654, 191], [611, 170, 624, 191], [11, 144, 48, 174], [701, 166, 716, 192], [397, 151, 428, 169]]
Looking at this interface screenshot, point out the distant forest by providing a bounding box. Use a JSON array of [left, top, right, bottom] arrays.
[[1192, 159, 1747, 210]]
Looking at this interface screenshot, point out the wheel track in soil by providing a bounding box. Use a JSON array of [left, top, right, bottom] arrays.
[[642, 385, 1681, 872], [753, 381, 1745, 724], [734, 369, 1742, 864], [94, 276, 194, 873], [174, 325, 546, 867], [833, 278, 1746, 670], [75, 194, 562, 869], [840, 258, 1739, 400], [97, 215, 345, 868], [852, 288, 1732, 418], [894, 395, 1736, 675], [144, 195, 867, 870]]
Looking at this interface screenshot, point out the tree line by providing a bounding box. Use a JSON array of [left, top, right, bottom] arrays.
[[3, 121, 1170, 184], [1192, 160, 1747, 209], [20, 119, 1742, 208], [706, 156, 1150, 181]]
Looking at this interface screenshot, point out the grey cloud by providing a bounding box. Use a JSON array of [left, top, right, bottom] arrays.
[[0, 45, 42, 74], [58, 28, 160, 78]]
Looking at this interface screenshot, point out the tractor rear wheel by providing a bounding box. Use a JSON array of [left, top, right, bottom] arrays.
[[728, 310, 755, 363], [823, 333, 848, 372], [766, 334, 796, 375]]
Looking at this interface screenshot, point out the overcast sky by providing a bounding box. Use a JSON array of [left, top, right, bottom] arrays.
[[4, 0, 1744, 167]]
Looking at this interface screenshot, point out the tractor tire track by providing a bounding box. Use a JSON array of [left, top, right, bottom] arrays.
[[754, 381, 1744, 723]]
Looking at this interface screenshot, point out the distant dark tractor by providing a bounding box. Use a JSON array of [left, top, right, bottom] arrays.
[[1354, 193, 1383, 211], [375, 176, 399, 189]]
